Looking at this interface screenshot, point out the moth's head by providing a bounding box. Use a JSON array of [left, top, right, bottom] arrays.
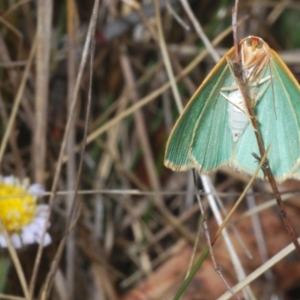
[[239, 36, 270, 79]]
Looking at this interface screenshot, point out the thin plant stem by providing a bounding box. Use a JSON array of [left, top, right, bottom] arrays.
[[232, 0, 300, 255], [28, 0, 100, 297]]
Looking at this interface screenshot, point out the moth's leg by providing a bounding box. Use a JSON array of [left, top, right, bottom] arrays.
[[220, 85, 238, 92], [220, 91, 244, 113], [251, 75, 272, 105], [220, 84, 243, 110], [257, 75, 271, 85], [221, 77, 271, 113]]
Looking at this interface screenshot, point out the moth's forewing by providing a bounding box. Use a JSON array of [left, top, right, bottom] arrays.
[[233, 49, 300, 181], [164, 48, 235, 172]]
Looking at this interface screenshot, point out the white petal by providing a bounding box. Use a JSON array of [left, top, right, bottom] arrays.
[[11, 233, 22, 248], [21, 178, 30, 190], [0, 234, 7, 247], [32, 217, 46, 229], [28, 184, 45, 197], [42, 233, 52, 246], [21, 227, 35, 244], [23, 217, 52, 247], [3, 175, 16, 185], [26, 222, 40, 235], [36, 205, 49, 217]]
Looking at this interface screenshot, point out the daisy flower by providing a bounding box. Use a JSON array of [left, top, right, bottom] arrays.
[[0, 175, 51, 248]]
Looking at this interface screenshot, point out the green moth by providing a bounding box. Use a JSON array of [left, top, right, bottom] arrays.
[[164, 36, 300, 182]]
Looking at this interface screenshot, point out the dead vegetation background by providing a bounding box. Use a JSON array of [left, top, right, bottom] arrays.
[[1, 0, 300, 299]]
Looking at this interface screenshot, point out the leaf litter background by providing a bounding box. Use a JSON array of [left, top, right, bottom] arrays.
[[1, 0, 300, 299]]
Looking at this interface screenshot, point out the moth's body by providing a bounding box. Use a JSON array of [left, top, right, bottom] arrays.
[[226, 90, 249, 142], [224, 37, 272, 142], [164, 36, 300, 182]]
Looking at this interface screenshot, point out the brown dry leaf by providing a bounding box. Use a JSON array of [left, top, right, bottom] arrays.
[[121, 195, 300, 299]]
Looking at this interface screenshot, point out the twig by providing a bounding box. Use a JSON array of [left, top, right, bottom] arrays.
[[232, 0, 240, 65], [232, 0, 300, 255]]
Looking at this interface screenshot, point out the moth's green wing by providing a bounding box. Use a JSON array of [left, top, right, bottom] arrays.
[[190, 72, 233, 172], [164, 51, 234, 172], [233, 50, 300, 181]]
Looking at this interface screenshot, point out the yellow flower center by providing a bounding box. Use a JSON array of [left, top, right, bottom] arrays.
[[0, 183, 36, 233]]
